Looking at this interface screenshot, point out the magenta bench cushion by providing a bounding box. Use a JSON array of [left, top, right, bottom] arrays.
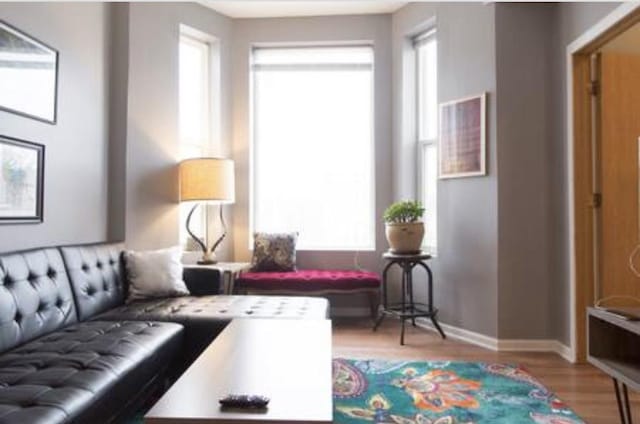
[[235, 269, 381, 292]]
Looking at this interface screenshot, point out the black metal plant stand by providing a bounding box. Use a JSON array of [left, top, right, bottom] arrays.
[[373, 251, 446, 345]]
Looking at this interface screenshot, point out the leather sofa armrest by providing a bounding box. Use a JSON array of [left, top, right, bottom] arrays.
[[183, 266, 222, 296]]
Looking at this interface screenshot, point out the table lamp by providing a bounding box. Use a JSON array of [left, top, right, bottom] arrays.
[[179, 157, 235, 264]]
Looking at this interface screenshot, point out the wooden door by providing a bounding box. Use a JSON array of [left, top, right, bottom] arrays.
[[599, 52, 640, 303]]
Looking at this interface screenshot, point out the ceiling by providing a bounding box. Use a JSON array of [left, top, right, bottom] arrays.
[[199, 1, 407, 19]]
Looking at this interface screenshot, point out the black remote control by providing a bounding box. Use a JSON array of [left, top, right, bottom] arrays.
[[219, 394, 270, 409]]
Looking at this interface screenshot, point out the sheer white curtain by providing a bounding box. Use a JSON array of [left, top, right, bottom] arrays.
[[251, 46, 375, 250]]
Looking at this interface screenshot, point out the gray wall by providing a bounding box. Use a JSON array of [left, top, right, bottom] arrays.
[[392, 2, 499, 337], [0, 3, 111, 252], [495, 4, 556, 339], [0, 1, 235, 257], [558, 2, 621, 42], [493, 2, 620, 343], [549, 2, 620, 344], [123, 2, 233, 255], [108, 3, 129, 242], [230, 15, 393, 293], [390, 1, 622, 343], [0, 2, 625, 345]]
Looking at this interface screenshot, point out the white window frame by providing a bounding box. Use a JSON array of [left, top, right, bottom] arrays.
[[180, 33, 212, 155], [178, 25, 221, 249], [415, 29, 438, 254], [249, 44, 376, 251]]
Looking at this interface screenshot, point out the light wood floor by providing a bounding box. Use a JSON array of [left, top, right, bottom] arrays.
[[332, 318, 637, 424]]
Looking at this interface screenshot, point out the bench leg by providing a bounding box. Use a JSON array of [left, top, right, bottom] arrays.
[[368, 290, 379, 322]]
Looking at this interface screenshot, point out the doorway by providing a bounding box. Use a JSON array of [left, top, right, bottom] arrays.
[[572, 6, 640, 362], [598, 41, 640, 304]]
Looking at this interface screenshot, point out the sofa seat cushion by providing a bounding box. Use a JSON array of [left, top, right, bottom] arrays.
[[97, 295, 329, 323], [95, 295, 329, 369], [0, 320, 183, 424], [235, 269, 381, 292]]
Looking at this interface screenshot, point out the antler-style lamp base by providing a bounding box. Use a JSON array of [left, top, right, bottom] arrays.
[[186, 203, 227, 265]]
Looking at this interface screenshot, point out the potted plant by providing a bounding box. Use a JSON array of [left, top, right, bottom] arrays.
[[383, 200, 425, 254]]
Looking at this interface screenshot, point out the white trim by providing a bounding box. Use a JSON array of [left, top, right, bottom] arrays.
[[415, 32, 439, 254], [251, 40, 374, 49], [553, 341, 576, 363], [567, 3, 640, 54], [566, 2, 640, 363], [416, 318, 497, 350], [416, 318, 575, 363], [496, 339, 574, 363], [412, 28, 436, 47], [566, 42, 577, 367], [179, 24, 218, 44], [327, 310, 575, 361]]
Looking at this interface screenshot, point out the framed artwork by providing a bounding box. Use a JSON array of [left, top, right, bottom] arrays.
[[439, 93, 487, 179], [0, 135, 45, 223], [0, 20, 59, 124]]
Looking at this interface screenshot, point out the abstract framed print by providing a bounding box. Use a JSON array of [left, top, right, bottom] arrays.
[[439, 93, 487, 179]]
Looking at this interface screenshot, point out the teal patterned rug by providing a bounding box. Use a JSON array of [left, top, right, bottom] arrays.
[[333, 359, 585, 424], [130, 359, 585, 424]]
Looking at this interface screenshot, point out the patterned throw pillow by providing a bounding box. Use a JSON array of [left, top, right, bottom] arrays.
[[250, 232, 298, 272]]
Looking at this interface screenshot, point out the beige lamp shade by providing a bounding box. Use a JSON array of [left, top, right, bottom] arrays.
[[179, 158, 235, 203]]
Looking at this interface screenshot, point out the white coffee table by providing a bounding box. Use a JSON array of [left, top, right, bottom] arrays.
[[144, 319, 333, 423]]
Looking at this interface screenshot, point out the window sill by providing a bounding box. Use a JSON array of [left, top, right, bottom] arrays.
[[422, 247, 438, 258], [297, 248, 377, 252]]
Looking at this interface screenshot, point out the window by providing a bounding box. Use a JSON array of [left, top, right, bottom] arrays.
[[179, 33, 211, 158], [178, 30, 212, 247], [251, 45, 375, 250], [415, 30, 438, 252]]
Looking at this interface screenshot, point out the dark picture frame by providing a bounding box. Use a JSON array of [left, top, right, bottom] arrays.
[[438, 93, 487, 179], [0, 19, 59, 124], [0, 135, 45, 224]]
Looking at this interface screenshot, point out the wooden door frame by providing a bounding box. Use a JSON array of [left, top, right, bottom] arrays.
[[569, 3, 640, 363]]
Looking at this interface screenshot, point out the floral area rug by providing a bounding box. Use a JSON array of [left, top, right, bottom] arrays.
[[333, 359, 585, 424]]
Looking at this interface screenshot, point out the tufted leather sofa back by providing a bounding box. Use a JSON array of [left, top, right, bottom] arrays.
[[60, 243, 125, 321], [0, 248, 78, 353]]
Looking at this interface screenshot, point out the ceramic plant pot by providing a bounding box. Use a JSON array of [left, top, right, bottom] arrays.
[[385, 222, 425, 254]]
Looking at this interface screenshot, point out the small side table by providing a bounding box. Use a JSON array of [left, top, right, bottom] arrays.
[[184, 262, 250, 294], [373, 251, 445, 345], [587, 307, 640, 424]]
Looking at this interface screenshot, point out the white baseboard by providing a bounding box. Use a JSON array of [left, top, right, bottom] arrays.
[[497, 339, 575, 362], [328, 310, 575, 362], [415, 318, 575, 363], [415, 317, 498, 350], [550, 341, 575, 363]]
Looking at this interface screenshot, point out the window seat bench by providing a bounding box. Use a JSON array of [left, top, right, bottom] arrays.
[[234, 269, 381, 319]]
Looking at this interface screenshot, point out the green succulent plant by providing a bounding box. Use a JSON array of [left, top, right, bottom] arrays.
[[383, 200, 425, 224]]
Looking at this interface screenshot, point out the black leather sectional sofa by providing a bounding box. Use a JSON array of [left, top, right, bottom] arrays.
[[0, 242, 328, 424]]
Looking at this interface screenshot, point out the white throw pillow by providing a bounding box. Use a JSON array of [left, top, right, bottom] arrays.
[[125, 246, 190, 302]]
